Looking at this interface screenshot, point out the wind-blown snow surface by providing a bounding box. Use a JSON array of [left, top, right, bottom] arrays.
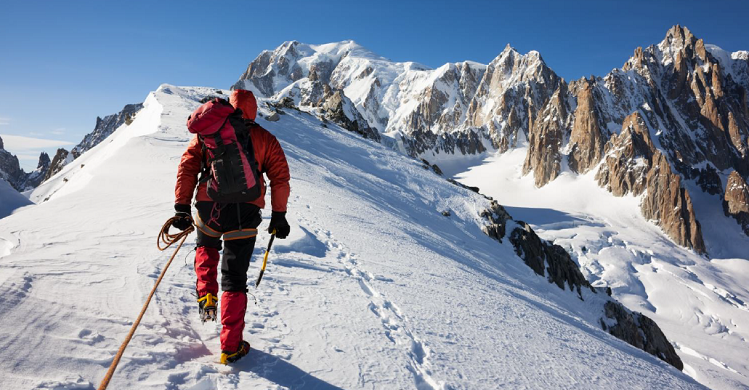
[[0, 85, 702, 389], [457, 150, 749, 390]]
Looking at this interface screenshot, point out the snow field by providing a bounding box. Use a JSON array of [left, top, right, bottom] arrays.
[[456, 149, 749, 390], [0, 85, 704, 389]]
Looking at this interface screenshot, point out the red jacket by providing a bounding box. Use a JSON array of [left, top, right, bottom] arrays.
[[175, 90, 290, 212]]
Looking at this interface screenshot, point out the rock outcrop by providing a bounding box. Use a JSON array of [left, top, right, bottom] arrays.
[[601, 301, 684, 370], [42, 148, 72, 183], [0, 138, 53, 192], [724, 171, 749, 235], [0, 135, 24, 190], [319, 87, 380, 141], [597, 112, 706, 253], [478, 200, 683, 370], [568, 78, 607, 173], [509, 220, 592, 295], [640, 152, 705, 252], [522, 85, 570, 187], [72, 103, 143, 157], [21, 152, 50, 190]]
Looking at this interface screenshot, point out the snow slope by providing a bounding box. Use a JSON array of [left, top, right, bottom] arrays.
[[457, 150, 749, 390], [0, 178, 32, 219], [0, 85, 703, 389]]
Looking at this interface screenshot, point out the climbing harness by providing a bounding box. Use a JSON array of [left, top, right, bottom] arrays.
[[97, 218, 193, 390], [255, 229, 276, 287]]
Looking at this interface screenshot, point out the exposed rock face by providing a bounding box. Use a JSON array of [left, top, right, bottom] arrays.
[[522, 85, 570, 186], [509, 221, 592, 295], [43, 148, 71, 182], [480, 200, 512, 243], [641, 152, 706, 252], [568, 78, 608, 173], [597, 112, 706, 253], [0, 138, 53, 192], [596, 113, 654, 196], [0, 135, 24, 190], [72, 103, 143, 157], [320, 87, 380, 141], [478, 201, 683, 370], [21, 152, 51, 190], [601, 301, 684, 371], [401, 128, 486, 158], [724, 171, 749, 235]]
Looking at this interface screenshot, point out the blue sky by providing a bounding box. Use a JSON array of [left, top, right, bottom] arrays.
[[1, 0, 747, 170]]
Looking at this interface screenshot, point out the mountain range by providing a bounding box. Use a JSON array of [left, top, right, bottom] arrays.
[[232, 25, 749, 254]]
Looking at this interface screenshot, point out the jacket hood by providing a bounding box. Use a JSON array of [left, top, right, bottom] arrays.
[[229, 89, 258, 120]]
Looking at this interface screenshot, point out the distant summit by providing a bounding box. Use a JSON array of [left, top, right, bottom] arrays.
[[232, 26, 749, 253]]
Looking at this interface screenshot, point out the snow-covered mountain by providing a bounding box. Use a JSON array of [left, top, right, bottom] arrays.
[[41, 103, 145, 185], [71, 103, 143, 158], [0, 103, 144, 203], [0, 85, 704, 389], [233, 26, 749, 256]]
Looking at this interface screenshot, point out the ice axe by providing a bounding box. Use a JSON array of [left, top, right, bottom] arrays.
[[255, 229, 276, 287]]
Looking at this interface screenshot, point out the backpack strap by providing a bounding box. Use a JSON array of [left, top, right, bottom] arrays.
[[197, 136, 211, 184]]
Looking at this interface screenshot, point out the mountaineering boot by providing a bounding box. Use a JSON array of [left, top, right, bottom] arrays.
[[220, 340, 250, 364], [197, 293, 217, 322]]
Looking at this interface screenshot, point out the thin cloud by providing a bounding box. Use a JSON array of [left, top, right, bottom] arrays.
[[0, 117, 9, 126], [0, 134, 74, 151], [50, 128, 66, 135]]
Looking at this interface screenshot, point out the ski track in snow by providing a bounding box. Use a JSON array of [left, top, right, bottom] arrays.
[[0, 85, 709, 390]]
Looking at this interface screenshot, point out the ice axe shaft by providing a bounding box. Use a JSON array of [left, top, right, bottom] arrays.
[[255, 230, 276, 287]]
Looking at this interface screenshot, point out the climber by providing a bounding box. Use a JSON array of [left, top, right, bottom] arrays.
[[171, 89, 291, 364]]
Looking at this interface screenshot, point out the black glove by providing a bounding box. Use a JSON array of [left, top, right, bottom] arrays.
[[268, 211, 290, 239], [172, 203, 193, 231]]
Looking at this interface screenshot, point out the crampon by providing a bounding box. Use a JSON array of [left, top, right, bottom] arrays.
[[198, 293, 217, 322], [220, 340, 251, 364]]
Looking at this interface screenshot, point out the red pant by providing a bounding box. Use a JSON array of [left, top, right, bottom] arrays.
[[194, 202, 261, 352]]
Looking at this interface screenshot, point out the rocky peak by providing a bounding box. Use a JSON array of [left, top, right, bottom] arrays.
[[43, 148, 71, 183], [72, 103, 142, 158], [16, 151, 53, 190], [0, 138, 54, 191], [489, 45, 551, 88], [568, 78, 608, 173], [0, 135, 4, 150], [37, 152, 50, 170], [0, 144, 23, 190], [661, 25, 697, 55], [465, 44, 565, 158], [522, 84, 570, 187]]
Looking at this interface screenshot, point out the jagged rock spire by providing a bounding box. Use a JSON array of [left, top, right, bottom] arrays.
[[37, 151, 50, 170]]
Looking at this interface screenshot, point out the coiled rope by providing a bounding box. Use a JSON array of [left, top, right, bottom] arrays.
[[97, 217, 194, 390]]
